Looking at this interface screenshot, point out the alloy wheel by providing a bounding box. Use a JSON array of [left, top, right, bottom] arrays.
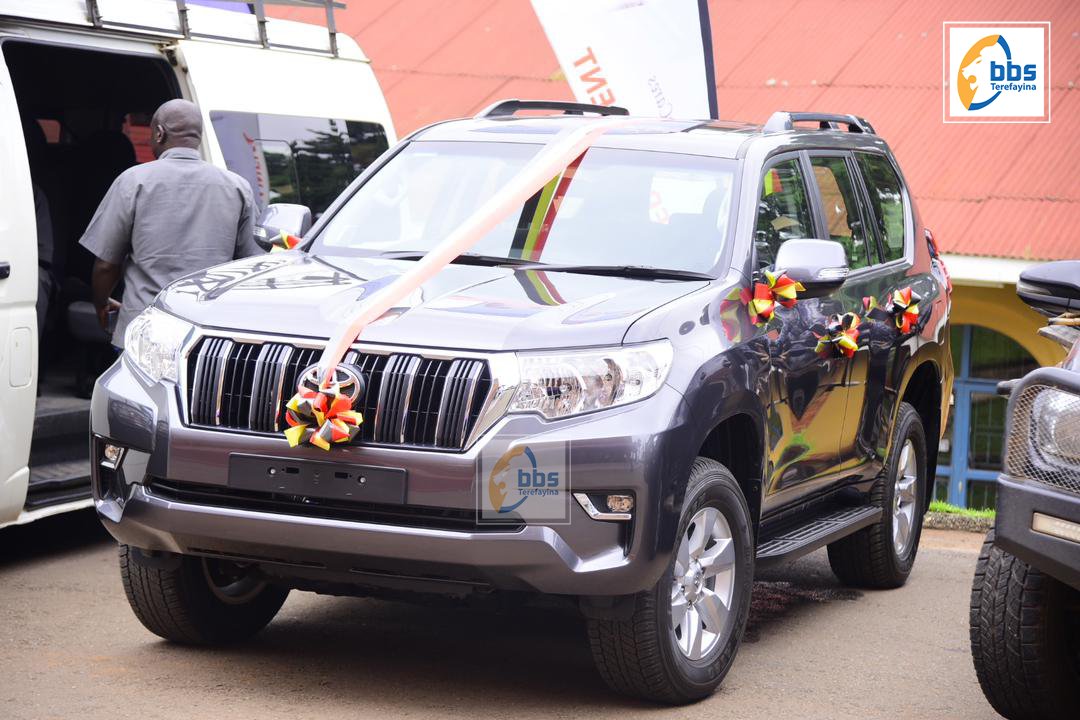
[[893, 439, 919, 557], [202, 558, 268, 605], [671, 506, 737, 661]]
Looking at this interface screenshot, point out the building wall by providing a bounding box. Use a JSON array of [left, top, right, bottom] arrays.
[[950, 283, 1065, 368]]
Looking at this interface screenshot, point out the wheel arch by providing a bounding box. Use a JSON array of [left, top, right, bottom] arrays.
[[899, 359, 943, 510], [695, 411, 765, 539]]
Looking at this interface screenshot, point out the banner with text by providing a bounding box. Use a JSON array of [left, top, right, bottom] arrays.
[[531, 0, 716, 119]]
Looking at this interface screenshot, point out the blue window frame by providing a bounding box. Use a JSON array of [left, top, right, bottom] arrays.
[[935, 325, 1038, 508]]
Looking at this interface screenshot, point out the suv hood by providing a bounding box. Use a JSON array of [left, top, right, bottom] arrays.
[[158, 253, 708, 351]]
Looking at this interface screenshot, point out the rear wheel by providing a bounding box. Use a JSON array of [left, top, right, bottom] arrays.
[[119, 545, 289, 644], [970, 531, 1080, 720], [828, 401, 926, 589], [587, 457, 754, 703]]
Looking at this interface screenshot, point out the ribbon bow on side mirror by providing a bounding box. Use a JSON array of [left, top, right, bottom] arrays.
[[254, 203, 313, 251], [773, 238, 849, 299]]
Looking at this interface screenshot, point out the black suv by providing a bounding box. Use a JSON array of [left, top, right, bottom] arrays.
[[91, 102, 953, 703], [970, 260, 1080, 719]]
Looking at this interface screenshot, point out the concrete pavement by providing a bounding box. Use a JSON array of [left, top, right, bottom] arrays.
[[0, 510, 997, 719]]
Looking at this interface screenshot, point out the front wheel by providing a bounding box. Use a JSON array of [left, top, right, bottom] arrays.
[[970, 531, 1080, 719], [120, 545, 289, 645], [587, 457, 754, 704]]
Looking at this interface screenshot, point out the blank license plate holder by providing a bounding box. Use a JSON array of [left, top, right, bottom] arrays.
[[228, 454, 407, 505]]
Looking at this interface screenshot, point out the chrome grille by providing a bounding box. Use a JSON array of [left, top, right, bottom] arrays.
[[185, 337, 491, 450], [1005, 383, 1080, 496]]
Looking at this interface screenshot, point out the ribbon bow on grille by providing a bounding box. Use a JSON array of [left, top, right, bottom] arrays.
[[744, 270, 805, 326], [815, 312, 862, 358], [283, 365, 365, 450]]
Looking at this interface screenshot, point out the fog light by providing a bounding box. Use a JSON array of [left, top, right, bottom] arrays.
[[606, 494, 634, 513], [1033, 512, 1080, 544], [103, 444, 123, 465]]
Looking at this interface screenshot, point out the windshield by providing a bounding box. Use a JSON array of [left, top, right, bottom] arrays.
[[314, 141, 736, 274]]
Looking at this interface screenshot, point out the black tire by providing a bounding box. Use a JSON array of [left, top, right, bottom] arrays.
[[587, 457, 754, 704], [970, 530, 1080, 720], [827, 401, 926, 589], [119, 545, 289, 644]]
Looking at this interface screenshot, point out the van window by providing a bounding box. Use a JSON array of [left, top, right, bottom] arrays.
[[754, 159, 813, 270], [810, 155, 873, 270], [856, 153, 906, 262], [209, 111, 388, 216]]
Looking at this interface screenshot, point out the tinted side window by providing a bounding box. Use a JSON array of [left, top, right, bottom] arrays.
[[754, 159, 813, 269], [810, 156, 872, 269], [857, 153, 906, 262]]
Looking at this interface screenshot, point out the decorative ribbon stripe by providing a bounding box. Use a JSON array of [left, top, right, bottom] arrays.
[[270, 231, 302, 252], [888, 286, 921, 334], [283, 365, 365, 450], [315, 117, 641, 383], [815, 312, 862, 358], [745, 270, 805, 326]]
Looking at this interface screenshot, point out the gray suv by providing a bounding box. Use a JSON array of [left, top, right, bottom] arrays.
[[91, 101, 953, 703]]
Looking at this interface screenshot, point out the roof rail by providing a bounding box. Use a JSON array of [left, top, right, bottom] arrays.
[[763, 111, 875, 135], [476, 99, 630, 119], [84, 0, 345, 56]]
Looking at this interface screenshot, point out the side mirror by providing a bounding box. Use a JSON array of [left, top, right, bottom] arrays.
[[1017, 260, 1080, 316], [254, 203, 312, 251], [773, 238, 849, 298]]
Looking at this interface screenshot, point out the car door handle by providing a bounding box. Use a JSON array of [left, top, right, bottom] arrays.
[[0, 261, 10, 280]]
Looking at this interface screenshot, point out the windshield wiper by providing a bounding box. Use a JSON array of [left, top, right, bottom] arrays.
[[379, 251, 540, 267], [514, 264, 714, 281]]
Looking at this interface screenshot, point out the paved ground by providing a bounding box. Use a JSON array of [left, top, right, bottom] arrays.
[[0, 511, 998, 720]]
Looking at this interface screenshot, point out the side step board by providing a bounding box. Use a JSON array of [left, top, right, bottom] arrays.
[[25, 460, 92, 511], [756, 505, 882, 567]]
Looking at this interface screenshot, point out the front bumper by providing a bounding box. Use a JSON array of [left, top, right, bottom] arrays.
[[995, 474, 1080, 592], [90, 357, 696, 596]]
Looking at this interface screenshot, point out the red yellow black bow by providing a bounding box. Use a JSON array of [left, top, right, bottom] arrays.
[[283, 366, 364, 450], [744, 270, 805, 326], [887, 287, 921, 334], [815, 312, 862, 358]]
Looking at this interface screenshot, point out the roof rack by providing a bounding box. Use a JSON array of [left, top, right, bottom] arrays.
[[476, 99, 630, 119], [84, 0, 345, 57], [763, 111, 875, 135]]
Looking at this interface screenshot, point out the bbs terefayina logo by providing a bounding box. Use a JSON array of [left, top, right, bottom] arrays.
[[945, 22, 1049, 123]]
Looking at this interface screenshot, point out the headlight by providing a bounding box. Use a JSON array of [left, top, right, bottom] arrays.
[[123, 307, 193, 383], [1032, 388, 1080, 465], [508, 341, 673, 419]]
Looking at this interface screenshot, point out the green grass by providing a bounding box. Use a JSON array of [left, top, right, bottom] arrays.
[[929, 500, 996, 519]]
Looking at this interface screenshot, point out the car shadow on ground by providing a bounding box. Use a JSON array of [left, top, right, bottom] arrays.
[[1, 510, 863, 710], [0, 508, 111, 570], [130, 555, 862, 710]]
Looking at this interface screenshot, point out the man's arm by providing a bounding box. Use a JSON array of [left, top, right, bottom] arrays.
[[79, 172, 135, 330], [90, 259, 123, 330]]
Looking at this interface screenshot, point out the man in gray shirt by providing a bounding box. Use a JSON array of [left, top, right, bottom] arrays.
[[80, 99, 262, 346]]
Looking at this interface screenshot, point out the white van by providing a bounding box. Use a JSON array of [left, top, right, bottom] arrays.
[[0, 0, 396, 528]]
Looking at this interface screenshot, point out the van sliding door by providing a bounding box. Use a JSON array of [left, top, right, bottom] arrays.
[[0, 48, 39, 522]]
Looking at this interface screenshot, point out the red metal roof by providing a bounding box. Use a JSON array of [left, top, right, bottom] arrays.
[[270, 0, 1080, 261]]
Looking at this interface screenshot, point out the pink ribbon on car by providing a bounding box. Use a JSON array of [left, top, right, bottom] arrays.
[[315, 116, 640, 383]]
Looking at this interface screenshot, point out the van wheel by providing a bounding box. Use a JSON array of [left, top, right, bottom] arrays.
[[827, 401, 926, 589], [119, 545, 289, 644], [586, 457, 754, 704], [970, 530, 1080, 720]]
